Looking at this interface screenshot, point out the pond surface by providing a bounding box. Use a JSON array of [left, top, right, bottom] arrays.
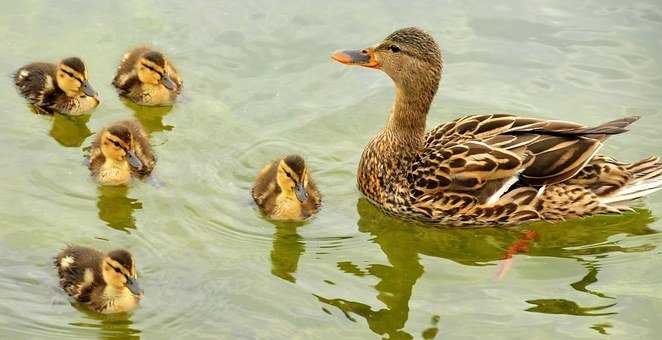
[[1, 0, 662, 339]]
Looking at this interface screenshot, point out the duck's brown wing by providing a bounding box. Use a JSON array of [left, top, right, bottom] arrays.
[[414, 114, 639, 203]]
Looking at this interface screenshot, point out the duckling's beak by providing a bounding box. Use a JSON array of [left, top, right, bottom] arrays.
[[161, 75, 176, 90], [331, 48, 380, 69], [126, 150, 143, 169], [126, 276, 143, 296], [81, 80, 98, 97], [295, 182, 308, 203]]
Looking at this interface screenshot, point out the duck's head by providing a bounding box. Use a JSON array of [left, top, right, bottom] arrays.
[[56, 57, 98, 98], [102, 249, 143, 297], [100, 125, 143, 169], [276, 155, 310, 203], [136, 51, 177, 90], [331, 27, 442, 94]]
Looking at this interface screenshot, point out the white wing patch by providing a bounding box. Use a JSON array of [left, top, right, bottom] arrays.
[[60, 256, 75, 268], [116, 73, 131, 86], [486, 175, 519, 205], [44, 75, 54, 91], [18, 69, 29, 80]]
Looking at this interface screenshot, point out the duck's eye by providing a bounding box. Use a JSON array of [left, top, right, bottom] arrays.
[[285, 171, 293, 179], [110, 140, 121, 148], [389, 45, 401, 53], [113, 266, 121, 273]]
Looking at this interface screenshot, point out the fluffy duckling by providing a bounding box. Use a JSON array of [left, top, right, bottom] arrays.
[[13, 57, 99, 115], [88, 120, 156, 185], [54, 246, 143, 314], [252, 155, 321, 221], [112, 47, 182, 106]]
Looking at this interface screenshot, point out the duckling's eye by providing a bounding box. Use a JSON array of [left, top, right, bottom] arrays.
[[389, 45, 401, 53], [285, 172, 293, 179], [113, 266, 121, 273], [110, 140, 121, 148]]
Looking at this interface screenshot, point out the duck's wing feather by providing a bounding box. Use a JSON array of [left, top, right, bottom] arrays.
[[414, 114, 639, 202]]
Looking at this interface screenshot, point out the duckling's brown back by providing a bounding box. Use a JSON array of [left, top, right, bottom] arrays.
[[54, 246, 105, 300], [252, 161, 280, 213], [13, 62, 59, 108]]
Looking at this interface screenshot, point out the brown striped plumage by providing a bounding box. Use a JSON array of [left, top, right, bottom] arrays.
[[332, 27, 662, 226], [88, 119, 156, 185], [13, 57, 99, 115], [54, 245, 142, 314], [252, 155, 321, 221], [112, 47, 183, 106]]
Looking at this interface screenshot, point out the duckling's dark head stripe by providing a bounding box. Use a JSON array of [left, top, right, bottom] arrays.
[[283, 155, 306, 177], [108, 249, 134, 270], [61, 57, 86, 74], [142, 51, 166, 67], [107, 126, 132, 144]]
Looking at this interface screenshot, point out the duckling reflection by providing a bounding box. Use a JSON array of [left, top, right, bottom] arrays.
[[315, 198, 658, 339], [97, 186, 143, 231], [121, 99, 174, 135], [68, 305, 141, 340], [49, 113, 92, 147], [269, 221, 305, 283]]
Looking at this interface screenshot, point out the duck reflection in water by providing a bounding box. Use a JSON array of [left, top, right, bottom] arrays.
[[315, 198, 658, 338], [269, 221, 305, 283], [69, 304, 141, 340], [121, 99, 173, 135], [48, 112, 92, 147], [96, 186, 143, 231]]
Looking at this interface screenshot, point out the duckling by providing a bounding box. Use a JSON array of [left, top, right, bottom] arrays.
[[54, 245, 143, 314], [88, 119, 156, 185], [13, 57, 99, 115], [252, 155, 321, 221], [112, 47, 182, 106]]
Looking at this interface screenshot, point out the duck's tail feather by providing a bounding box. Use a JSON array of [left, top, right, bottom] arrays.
[[600, 156, 662, 205]]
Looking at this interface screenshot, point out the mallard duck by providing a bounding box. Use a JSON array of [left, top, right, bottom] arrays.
[[331, 27, 662, 225], [252, 155, 321, 221], [13, 57, 99, 115], [54, 245, 143, 314], [88, 119, 155, 185], [112, 47, 182, 106]]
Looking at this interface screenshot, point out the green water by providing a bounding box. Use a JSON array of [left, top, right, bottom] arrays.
[[2, 0, 662, 339]]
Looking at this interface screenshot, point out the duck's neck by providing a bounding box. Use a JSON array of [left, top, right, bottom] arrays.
[[357, 78, 438, 200], [385, 85, 435, 142]]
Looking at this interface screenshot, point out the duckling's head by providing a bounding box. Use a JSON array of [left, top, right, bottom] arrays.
[[102, 249, 142, 297], [331, 27, 442, 93], [276, 155, 310, 203], [56, 57, 97, 98], [136, 51, 177, 90], [100, 126, 143, 169]]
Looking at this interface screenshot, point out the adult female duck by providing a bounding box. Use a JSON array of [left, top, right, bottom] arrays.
[[332, 27, 662, 225]]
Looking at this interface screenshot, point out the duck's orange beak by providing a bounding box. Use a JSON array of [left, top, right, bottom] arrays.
[[331, 48, 380, 69]]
